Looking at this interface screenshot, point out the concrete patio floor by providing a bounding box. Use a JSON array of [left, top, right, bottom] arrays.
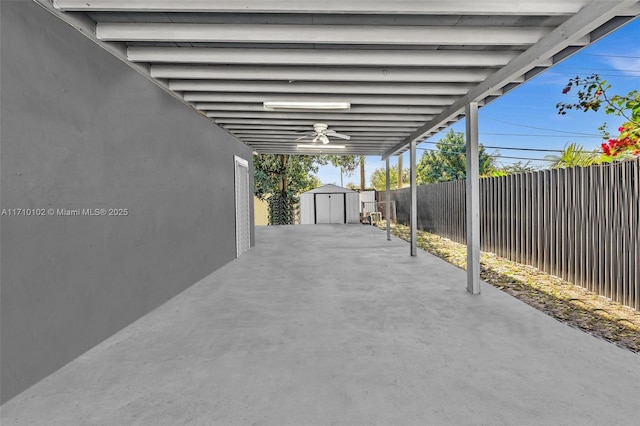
[[2, 225, 639, 425]]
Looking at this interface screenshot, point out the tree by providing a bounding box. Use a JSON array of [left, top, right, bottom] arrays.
[[370, 164, 409, 191], [557, 74, 639, 157], [543, 143, 604, 168], [346, 182, 359, 190], [325, 155, 358, 187], [416, 130, 495, 184], [304, 174, 323, 191], [253, 154, 325, 225], [488, 161, 540, 176]]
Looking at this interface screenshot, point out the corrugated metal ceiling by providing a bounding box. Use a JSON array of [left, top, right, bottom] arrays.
[[40, 1, 640, 156]]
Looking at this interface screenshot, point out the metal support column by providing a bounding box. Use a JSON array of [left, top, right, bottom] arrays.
[[410, 143, 417, 256], [465, 102, 481, 294], [385, 157, 391, 241], [397, 155, 403, 190]]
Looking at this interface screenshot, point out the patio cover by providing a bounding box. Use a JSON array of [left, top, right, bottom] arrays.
[[39, 1, 640, 156]]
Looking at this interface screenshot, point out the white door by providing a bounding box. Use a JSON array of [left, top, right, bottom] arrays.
[[315, 194, 331, 224], [315, 193, 345, 224], [234, 156, 250, 257], [330, 194, 345, 224]]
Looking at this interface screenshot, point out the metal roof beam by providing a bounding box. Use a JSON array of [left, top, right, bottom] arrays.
[[96, 23, 550, 45], [153, 65, 496, 83], [383, 0, 640, 158], [249, 147, 396, 152], [238, 135, 405, 141], [128, 47, 519, 67], [54, 0, 588, 15], [171, 81, 476, 96], [255, 149, 386, 155], [231, 130, 410, 136], [250, 147, 396, 152], [184, 93, 460, 106], [235, 140, 404, 147], [233, 135, 408, 140], [214, 119, 424, 127], [221, 125, 421, 132], [206, 112, 434, 122], [244, 141, 403, 146], [197, 104, 444, 115]]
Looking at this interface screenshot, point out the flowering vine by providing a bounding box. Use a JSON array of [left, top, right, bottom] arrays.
[[557, 74, 639, 158]]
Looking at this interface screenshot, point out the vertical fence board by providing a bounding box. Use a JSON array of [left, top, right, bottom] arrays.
[[529, 173, 538, 267], [575, 167, 585, 287], [561, 168, 568, 281], [509, 174, 515, 261], [514, 174, 521, 263], [633, 159, 639, 309], [600, 166, 609, 298], [535, 172, 542, 270], [544, 170, 551, 275], [566, 168, 575, 283], [620, 162, 628, 307], [498, 177, 502, 256]]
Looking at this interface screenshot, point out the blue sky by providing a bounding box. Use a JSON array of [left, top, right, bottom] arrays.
[[317, 17, 640, 187]]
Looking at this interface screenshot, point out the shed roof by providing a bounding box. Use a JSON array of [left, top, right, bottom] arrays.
[[302, 184, 358, 194], [42, 1, 640, 156]]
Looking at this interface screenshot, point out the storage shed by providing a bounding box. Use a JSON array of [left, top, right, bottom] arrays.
[[299, 184, 360, 224]]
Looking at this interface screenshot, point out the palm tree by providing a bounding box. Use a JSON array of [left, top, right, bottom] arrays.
[[544, 143, 603, 168]]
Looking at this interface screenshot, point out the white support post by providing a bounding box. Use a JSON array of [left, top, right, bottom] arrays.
[[385, 157, 391, 241], [410, 143, 417, 256], [465, 102, 481, 294]]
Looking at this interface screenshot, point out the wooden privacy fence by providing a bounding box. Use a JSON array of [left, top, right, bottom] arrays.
[[385, 158, 640, 310]]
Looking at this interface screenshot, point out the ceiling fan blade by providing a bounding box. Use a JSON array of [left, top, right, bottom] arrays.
[[313, 134, 320, 143], [330, 132, 351, 140], [295, 134, 312, 141], [320, 134, 330, 144], [326, 129, 351, 140]]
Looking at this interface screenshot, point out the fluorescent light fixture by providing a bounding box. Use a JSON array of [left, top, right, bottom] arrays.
[[297, 144, 345, 149], [264, 101, 350, 111]]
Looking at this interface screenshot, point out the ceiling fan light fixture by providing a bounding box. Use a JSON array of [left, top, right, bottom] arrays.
[[297, 144, 346, 149], [263, 101, 351, 111]]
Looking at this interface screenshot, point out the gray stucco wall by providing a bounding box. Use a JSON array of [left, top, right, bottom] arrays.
[[0, 1, 254, 403]]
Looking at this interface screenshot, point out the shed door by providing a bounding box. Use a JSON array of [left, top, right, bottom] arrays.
[[315, 194, 331, 224], [330, 194, 345, 224], [315, 193, 345, 224]]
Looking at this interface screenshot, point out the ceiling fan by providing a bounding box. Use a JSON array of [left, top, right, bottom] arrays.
[[295, 123, 351, 144]]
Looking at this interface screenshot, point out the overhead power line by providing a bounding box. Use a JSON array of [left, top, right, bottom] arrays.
[[558, 73, 640, 78], [581, 53, 640, 59], [417, 139, 565, 153], [416, 147, 549, 162], [483, 117, 603, 136], [558, 66, 640, 74], [481, 132, 602, 139], [490, 155, 548, 162]]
